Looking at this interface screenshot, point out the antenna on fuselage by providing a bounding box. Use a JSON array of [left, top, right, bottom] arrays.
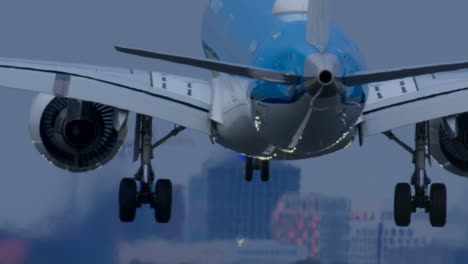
[[306, 0, 330, 53]]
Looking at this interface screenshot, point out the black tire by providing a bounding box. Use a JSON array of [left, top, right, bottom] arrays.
[[394, 183, 412, 227], [245, 157, 253, 182], [430, 183, 447, 227], [119, 178, 137, 222], [260, 160, 270, 182], [155, 179, 172, 223]]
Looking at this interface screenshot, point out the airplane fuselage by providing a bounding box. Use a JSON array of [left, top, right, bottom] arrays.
[[203, 0, 367, 160]]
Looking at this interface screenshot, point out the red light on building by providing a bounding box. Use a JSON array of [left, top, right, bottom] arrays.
[[309, 221, 318, 228], [313, 230, 320, 238], [297, 239, 304, 246], [273, 212, 280, 221], [272, 195, 322, 258], [297, 218, 305, 230], [0, 240, 27, 263], [275, 232, 281, 240], [313, 214, 320, 222], [311, 239, 317, 246]]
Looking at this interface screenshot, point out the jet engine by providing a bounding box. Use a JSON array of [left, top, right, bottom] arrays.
[[430, 114, 468, 177], [29, 94, 128, 172]]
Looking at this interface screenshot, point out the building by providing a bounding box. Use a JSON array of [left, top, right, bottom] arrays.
[[117, 240, 307, 264], [348, 205, 381, 264], [272, 193, 351, 264], [379, 211, 437, 264], [188, 154, 301, 241], [349, 201, 442, 264]]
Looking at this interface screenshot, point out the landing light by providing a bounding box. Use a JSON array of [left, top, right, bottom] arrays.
[[280, 148, 297, 154], [254, 116, 262, 132], [236, 237, 246, 247]]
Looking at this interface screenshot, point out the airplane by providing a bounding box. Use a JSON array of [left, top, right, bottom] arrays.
[[3, 0, 468, 227]]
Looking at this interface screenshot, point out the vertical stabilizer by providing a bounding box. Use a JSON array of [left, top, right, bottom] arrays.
[[306, 0, 329, 53]]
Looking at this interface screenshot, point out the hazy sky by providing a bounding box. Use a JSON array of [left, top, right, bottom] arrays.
[[0, 0, 468, 231]]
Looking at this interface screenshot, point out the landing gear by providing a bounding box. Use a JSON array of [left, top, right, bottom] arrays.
[[245, 157, 254, 182], [429, 183, 447, 227], [387, 123, 447, 227], [394, 183, 412, 226], [155, 179, 172, 223], [118, 115, 185, 223], [244, 157, 270, 182], [260, 160, 270, 182], [119, 178, 137, 222]]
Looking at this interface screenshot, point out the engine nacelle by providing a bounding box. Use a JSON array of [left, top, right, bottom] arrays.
[[430, 114, 468, 177], [29, 94, 128, 172]]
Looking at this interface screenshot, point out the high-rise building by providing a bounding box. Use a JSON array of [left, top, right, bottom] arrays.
[[188, 154, 301, 241], [349, 208, 380, 264], [349, 203, 441, 264], [378, 211, 436, 264], [272, 193, 351, 264]]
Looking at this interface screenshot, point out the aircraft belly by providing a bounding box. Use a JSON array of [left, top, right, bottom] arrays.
[[213, 75, 272, 156], [215, 85, 361, 160], [253, 92, 361, 160], [216, 104, 271, 156]]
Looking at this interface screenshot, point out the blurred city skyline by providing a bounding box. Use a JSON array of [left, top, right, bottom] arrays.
[[0, 1, 466, 261]]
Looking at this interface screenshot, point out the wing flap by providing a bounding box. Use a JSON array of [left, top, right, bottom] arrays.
[[0, 58, 212, 134], [361, 71, 468, 137]]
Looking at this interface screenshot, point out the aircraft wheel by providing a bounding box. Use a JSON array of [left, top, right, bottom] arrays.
[[260, 160, 270, 182], [245, 157, 253, 182], [119, 178, 137, 222], [155, 179, 172, 223], [429, 183, 447, 227], [394, 183, 412, 227]]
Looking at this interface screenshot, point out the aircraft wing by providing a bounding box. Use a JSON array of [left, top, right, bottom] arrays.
[[0, 57, 212, 134], [361, 69, 468, 137]]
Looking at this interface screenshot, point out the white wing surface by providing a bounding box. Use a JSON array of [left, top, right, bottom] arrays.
[[0, 58, 212, 134], [361, 69, 468, 137]]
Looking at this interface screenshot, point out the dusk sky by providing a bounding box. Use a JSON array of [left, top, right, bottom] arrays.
[[0, 0, 467, 234]]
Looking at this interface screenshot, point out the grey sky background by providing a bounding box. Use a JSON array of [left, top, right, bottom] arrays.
[[0, 0, 467, 232]]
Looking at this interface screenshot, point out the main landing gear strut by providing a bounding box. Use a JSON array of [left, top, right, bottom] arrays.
[[387, 122, 446, 227], [244, 157, 270, 182], [119, 115, 185, 223]]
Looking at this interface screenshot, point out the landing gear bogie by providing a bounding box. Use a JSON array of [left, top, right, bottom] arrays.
[[118, 115, 178, 223], [244, 157, 270, 182], [390, 123, 447, 227]]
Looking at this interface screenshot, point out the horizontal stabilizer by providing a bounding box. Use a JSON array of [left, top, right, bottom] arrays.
[[342, 61, 468, 86], [115, 46, 300, 84], [116, 46, 468, 88]]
